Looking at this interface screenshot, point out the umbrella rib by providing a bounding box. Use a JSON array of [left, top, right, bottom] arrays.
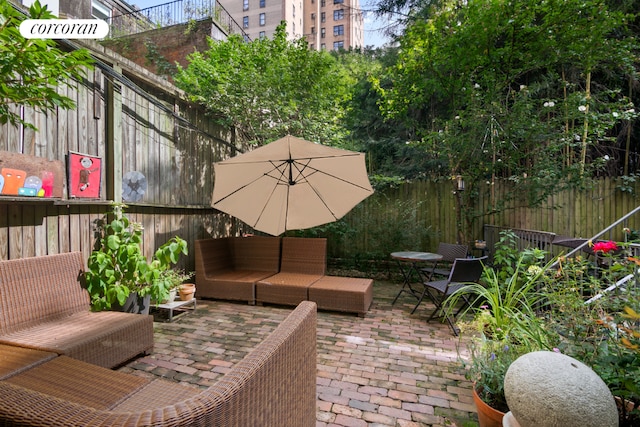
[[213, 163, 286, 204], [291, 161, 373, 192]]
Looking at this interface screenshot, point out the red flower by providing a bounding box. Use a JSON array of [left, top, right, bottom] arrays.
[[592, 240, 618, 254]]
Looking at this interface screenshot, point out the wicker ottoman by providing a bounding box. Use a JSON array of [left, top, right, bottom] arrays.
[[308, 276, 373, 317]]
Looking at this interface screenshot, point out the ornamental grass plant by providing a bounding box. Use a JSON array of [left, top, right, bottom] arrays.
[[449, 231, 559, 413], [452, 230, 640, 425]]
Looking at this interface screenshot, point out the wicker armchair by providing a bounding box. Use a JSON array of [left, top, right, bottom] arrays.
[[0, 252, 153, 368], [256, 237, 327, 306], [0, 301, 318, 427]]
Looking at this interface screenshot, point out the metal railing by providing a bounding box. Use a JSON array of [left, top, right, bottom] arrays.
[[107, 0, 249, 40]]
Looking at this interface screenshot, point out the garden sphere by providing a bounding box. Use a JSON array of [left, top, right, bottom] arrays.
[[503, 351, 618, 427]]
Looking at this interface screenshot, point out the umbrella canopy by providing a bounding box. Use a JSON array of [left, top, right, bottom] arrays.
[[212, 135, 374, 236]]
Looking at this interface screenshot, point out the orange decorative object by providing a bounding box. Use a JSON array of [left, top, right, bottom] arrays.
[[0, 168, 27, 195]]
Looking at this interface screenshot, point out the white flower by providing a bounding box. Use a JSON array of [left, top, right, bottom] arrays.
[[544, 101, 555, 108], [574, 134, 581, 141], [613, 112, 619, 118], [528, 265, 543, 275], [520, 85, 527, 90], [455, 116, 460, 120], [474, 83, 481, 89], [578, 105, 587, 112], [405, 141, 410, 145], [604, 155, 610, 161]]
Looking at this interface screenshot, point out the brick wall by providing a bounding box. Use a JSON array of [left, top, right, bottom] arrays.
[[102, 19, 212, 79]]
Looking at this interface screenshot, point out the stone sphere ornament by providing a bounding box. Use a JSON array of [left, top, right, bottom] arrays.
[[503, 350, 618, 427]]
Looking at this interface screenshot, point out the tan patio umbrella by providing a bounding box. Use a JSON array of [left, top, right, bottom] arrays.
[[212, 135, 374, 236]]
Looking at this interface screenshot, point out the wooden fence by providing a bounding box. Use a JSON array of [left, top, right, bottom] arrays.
[[326, 179, 640, 261], [0, 40, 249, 269]]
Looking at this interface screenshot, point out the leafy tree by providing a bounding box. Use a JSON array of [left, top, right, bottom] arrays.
[[0, 0, 93, 129], [374, 0, 639, 242], [174, 23, 354, 146]]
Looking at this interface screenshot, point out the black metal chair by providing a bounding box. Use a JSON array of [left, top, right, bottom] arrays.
[[421, 242, 469, 279], [414, 256, 487, 335]]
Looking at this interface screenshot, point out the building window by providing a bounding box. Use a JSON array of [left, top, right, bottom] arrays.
[[333, 41, 344, 50], [321, 0, 325, 6], [293, 22, 296, 33], [310, 43, 315, 50], [259, 31, 266, 38], [333, 9, 344, 20], [311, 26, 315, 34], [243, 16, 249, 28], [292, 4, 295, 17], [259, 13, 266, 26], [243, 0, 249, 10], [333, 24, 344, 36], [321, 43, 326, 50], [311, 12, 315, 20], [320, 12, 325, 22], [334, 0, 344, 3], [91, 0, 111, 21], [320, 27, 325, 38], [260, 0, 265, 7]]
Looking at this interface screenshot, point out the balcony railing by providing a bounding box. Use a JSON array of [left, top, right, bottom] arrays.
[[107, 0, 249, 40]]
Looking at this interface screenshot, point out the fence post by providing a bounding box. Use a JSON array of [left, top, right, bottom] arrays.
[[107, 64, 123, 203]]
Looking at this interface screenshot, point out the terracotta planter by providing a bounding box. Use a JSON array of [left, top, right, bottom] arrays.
[[179, 283, 196, 301], [472, 387, 505, 427]]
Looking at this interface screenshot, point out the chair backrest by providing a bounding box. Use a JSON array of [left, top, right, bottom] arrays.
[[231, 236, 281, 272], [0, 252, 89, 335], [280, 237, 327, 275], [437, 243, 469, 263], [448, 256, 487, 283]]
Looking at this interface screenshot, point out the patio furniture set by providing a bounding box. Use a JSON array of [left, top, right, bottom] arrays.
[[195, 236, 374, 316], [391, 243, 488, 335], [0, 252, 317, 426]]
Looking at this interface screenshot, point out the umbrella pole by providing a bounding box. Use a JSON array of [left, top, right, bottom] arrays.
[[287, 159, 296, 185]]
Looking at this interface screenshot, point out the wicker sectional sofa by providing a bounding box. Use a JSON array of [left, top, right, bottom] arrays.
[[0, 252, 153, 368], [195, 236, 373, 316], [0, 301, 318, 426]]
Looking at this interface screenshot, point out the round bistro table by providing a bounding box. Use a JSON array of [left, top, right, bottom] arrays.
[[390, 251, 443, 305]]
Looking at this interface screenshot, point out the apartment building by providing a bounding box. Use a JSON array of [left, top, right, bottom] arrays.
[[220, 0, 363, 50], [304, 0, 363, 50]]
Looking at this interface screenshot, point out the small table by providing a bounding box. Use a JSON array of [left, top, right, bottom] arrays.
[[154, 297, 197, 322], [391, 251, 443, 305]]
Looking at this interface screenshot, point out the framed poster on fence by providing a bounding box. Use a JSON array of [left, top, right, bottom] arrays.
[[68, 151, 102, 199]]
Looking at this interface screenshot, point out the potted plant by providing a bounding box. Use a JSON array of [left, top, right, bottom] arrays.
[[448, 231, 558, 426], [85, 203, 188, 313], [152, 269, 193, 304]]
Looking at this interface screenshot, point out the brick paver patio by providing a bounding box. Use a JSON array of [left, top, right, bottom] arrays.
[[119, 280, 478, 427]]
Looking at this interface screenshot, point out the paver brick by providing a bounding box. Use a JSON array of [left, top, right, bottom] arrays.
[[121, 280, 478, 427]]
